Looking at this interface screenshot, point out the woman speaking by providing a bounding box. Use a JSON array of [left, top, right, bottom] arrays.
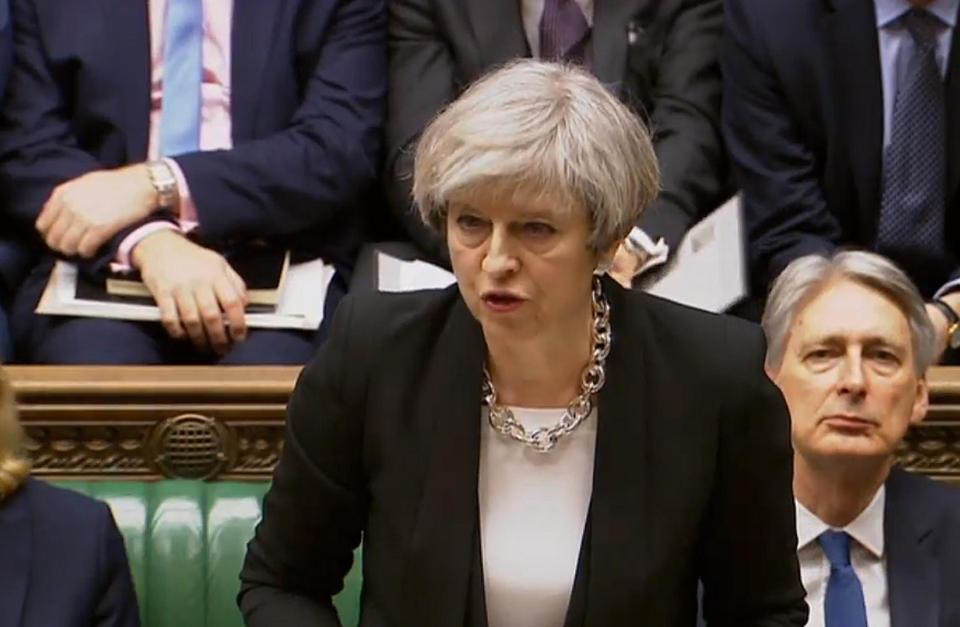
[[240, 60, 806, 626]]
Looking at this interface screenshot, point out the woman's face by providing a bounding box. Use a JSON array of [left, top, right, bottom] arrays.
[[447, 186, 611, 343]]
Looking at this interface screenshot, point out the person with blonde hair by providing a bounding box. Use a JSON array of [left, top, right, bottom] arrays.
[[0, 369, 140, 626], [241, 60, 806, 626]]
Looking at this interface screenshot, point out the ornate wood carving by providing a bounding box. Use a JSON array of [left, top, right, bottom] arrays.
[[9, 366, 296, 480], [7, 365, 960, 483]]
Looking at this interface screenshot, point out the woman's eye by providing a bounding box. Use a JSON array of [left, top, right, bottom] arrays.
[[523, 222, 556, 237], [457, 215, 486, 231]]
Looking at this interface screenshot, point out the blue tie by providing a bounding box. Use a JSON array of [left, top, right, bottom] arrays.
[[159, 0, 203, 157], [820, 530, 868, 627]]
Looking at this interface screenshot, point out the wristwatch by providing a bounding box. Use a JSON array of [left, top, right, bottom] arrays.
[[931, 298, 960, 349], [145, 160, 178, 210]]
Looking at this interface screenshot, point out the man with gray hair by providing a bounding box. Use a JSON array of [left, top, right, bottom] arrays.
[[762, 250, 960, 627]]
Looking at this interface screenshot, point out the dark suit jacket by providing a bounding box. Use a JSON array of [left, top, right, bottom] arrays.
[[0, 478, 139, 627], [239, 277, 807, 626], [722, 0, 960, 297], [384, 0, 729, 266], [0, 0, 386, 272], [885, 468, 960, 627]]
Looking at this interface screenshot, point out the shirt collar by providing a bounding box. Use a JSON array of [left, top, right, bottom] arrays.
[[876, 0, 959, 29], [795, 486, 886, 559]]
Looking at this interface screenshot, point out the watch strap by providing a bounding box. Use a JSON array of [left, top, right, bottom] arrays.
[[932, 298, 960, 349]]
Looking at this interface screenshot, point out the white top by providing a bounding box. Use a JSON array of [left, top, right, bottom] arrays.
[[478, 405, 597, 627], [795, 487, 889, 627]]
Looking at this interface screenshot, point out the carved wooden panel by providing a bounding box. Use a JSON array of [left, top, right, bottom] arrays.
[[9, 366, 296, 481], [8, 365, 960, 484]]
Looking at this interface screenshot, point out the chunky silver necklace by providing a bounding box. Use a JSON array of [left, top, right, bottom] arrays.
[[482, 277, 612, 453]]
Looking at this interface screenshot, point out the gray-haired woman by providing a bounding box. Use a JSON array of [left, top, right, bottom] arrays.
[[241, 60, 807, 627]]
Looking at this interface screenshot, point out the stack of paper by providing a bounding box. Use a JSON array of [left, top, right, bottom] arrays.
[[36, 258, 336, 330]]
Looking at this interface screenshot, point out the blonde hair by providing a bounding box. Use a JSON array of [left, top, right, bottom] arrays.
[[413, 59, 660, 252], [0, 369, 31, 501]]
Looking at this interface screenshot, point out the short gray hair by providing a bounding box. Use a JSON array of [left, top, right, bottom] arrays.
[[762, 251, 936, 375], [412, 59, 660, 252]]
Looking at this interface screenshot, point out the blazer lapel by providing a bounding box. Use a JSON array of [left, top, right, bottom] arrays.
[[467, 0, 529, 69], [885, 469, 939, 627], [824, 0, 884, 238], [231, 1, 283, 142], [580, 277, 650, 626], [398, 298, 486, 626], [944, 5, 960, 206], [102, 0, 151, 162], [591, 0, 645, 94], [0, 484, 33, 627]]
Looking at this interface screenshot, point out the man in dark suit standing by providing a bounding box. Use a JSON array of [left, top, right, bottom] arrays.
[[763, 250, 960, 627], [724, 0, 960, 353], [0, 0, 385, 364], [385, 0, 729, 285]]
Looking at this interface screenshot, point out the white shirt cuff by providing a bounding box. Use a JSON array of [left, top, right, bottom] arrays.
[[626, 227, 670, 274], [933, 278, 960, 300]]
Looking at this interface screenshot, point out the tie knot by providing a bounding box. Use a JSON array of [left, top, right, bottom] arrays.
[[903, 8, 943, 47], [819, 530, 853, 568]]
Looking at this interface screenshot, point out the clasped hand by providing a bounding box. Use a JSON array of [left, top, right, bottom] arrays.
[[36, 165, 158, 258]]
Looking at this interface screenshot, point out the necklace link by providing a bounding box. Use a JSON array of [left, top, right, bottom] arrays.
[[482, 276, 611, 453]]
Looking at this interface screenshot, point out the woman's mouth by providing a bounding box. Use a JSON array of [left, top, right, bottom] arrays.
[[481, 292, 525, 313]]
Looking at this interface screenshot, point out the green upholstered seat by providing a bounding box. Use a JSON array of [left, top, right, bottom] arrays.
[[54, 481, 362, 627]]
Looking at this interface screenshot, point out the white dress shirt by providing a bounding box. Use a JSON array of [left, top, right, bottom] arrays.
[[478, 405, 597, 627], [795, 488, 889, 627]]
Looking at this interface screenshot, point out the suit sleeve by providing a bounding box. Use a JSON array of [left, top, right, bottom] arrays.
[[172, 0, 386, 244], [640, 0, 729, 252], [0, 0, 103, 230], [721, 0, 842, 290], [93, 503, 142, 627], [698, 321, 808, 627], [383, 0, 454, 267], [239, 295, 368, 627]]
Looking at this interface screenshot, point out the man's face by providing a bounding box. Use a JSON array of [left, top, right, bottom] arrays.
[[770, 278, 928, 465]]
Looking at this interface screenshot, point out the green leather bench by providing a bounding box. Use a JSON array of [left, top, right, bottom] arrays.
[[55, 481, 363, 627]]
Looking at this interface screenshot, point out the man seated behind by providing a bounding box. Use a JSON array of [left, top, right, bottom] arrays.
[[0, 0, 385, 364], [762, 250, 960, 627]]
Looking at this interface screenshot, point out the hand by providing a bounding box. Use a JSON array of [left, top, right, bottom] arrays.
[[132, 231, 249, 354], [36, 165, 160, 258], [608, 242, 646, 289], [926, 294, 960, 363], [926, 303, 949, 361]]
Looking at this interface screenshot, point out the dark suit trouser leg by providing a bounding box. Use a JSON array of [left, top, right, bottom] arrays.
[[216, 270, 348, 365], [11, 260, 185, 364]]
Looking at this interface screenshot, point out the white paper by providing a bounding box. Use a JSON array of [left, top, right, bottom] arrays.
[[37, 258, 336, 330], [645, 195, 747, 312], [377, 251, 456, 292]]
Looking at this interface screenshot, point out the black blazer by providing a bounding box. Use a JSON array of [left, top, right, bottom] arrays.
[[0, 0, 386, 272], [0, 478, 140, 627], [384, 0, 729, 265], [240, 278, 807, 626], [722, 0, 960, 296], [885, 468, 960, 627]]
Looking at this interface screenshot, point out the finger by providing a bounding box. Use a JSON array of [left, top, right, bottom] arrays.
[[214, 275, 247, 342], [153, 288, 186, 340], [174, 287, 209, 352], [194, 285, 230, 354], [57, 222, 89, 257], [76, 228, 108, 258], [226, 266, 248, 305], [36, 193, 64, 233], [44, 213, 76, 252]]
